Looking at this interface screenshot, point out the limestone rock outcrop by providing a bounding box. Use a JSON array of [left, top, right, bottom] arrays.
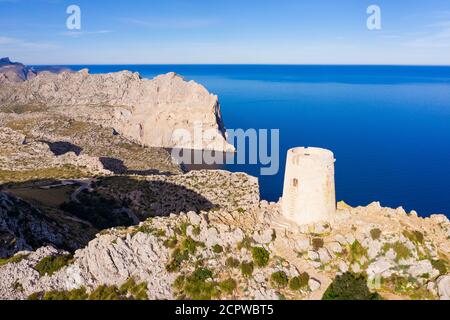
[[0, 67, 233, 152], [1, 190, 449, 300]]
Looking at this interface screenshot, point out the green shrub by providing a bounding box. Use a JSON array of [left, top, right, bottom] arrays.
[[166, 248, 189, 272], [34, 254, 73, 277], [350, 240, 367, 262], [237, 236, 253, 250], [431, 259, 448, 275], [212, 244, 223, 254], [42, 287, 89, 300], [383, 242, 411, 262], [289, 272, 310, 290], [163, 237, 178, 249], [226, 257, 240, 268], [219, 278, 237, 294], [89, 285, 123, 300], [27, 292, 43, 300], [0, 253, 29, 267], [119, 278, 148, 300], [173, 276, 185, 291], [240, 261, 254, 277], [383, 274, 417, 294], [191, 268, 213, 281], [36, 280, 148, 301], [322, 272, 382, 300], [192, 225, 201, 236], [178, 268, 219, 300], [182, 237, 204, 255], [177, 222, 189, 237], [252, 247, 270, 267], [403, 230, 424, 244], [312, 238, 324, 251], [370, 228, 382, 240], [271, 271, 289, 288], [289, 277, 301, 290]]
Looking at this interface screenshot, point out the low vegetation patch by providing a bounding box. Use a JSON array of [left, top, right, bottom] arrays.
[[289, 272, 310, 290], [270, 271, 289, 288], [252, 247, 270, 267], [322, 272, 382, 300], [182, 237, 205, 255], [163, 237, 178, 249], [212, 244, 223, 254], [311, 238, 324, 251], [0, 253, 29, 267], [135, 224, 165, 237], [218, 278, 237, 295], [165, 235, 205, 272], [431, 259, 448, 276], [225, 257, 240, 268], [382, 275, 434, 299], [34, 254, 73, 277], [403, 230, 425, 244], [237, 236, 253, 250], [166, 248, 189, 273], [28, 278, 148, 300], [370, 228, 382, 240], [174, 268, 220, 300], [240, 261, 254, 278], [0, 166, 90, 184], [382, 242, 411, 262], [350, 240, 367, 263]]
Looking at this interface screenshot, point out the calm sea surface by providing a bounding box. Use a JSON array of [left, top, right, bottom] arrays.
[[35, 65, 450, 217]]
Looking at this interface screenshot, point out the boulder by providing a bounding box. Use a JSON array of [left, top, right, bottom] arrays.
[[308, 278, 321, 291], [436, 275, 450, 300], [407, 260, 434, 278]]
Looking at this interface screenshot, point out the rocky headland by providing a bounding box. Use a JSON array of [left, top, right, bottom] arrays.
[[0, 59, 448, 300], [0, 61, 232, 152]]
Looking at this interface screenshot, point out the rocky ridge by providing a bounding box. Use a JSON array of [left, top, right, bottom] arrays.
[[0, 65, 233, 152], [0, 176, 449, 300]]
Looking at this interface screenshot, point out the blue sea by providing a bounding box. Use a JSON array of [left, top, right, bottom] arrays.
[[35, 65, 450, 217]]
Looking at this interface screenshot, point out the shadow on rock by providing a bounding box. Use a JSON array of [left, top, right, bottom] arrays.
[[99, 157, 173, 176], [0, 175, 217, 257], [39, 140, 82, 156]]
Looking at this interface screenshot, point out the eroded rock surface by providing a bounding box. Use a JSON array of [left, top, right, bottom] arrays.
[[0, 67, 233, 152]]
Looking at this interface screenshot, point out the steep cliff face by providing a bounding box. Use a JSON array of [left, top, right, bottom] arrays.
[[0, 68, 233, 152]]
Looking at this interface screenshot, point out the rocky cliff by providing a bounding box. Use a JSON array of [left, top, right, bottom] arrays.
[[0, 64, 233, 152], [0, 181, 449, 300]]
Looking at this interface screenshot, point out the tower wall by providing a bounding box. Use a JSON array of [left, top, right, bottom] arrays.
[[281, 147, 336, 225]]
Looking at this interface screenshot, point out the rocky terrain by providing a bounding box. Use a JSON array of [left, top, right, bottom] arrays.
[[0, 59, 448, 300], [0, 59, 233, 152], [0, 57, 71, 83], [0, 57, 37, 82], [0, 180, 449, 300]]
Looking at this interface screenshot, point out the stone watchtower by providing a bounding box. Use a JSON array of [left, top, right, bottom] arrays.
[[281, 147, 336, 225]]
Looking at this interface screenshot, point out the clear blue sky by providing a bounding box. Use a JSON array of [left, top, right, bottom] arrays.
[[1, 0, 450, 65]]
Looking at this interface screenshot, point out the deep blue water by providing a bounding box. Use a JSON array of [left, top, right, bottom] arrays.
[[34, 65, 450, 217]]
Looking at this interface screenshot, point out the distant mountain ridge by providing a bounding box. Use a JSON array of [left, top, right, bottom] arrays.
[[0, 57, 72, 83], [0, 57, 37, 82]]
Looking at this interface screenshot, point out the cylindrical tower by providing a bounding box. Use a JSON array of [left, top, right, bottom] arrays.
[[281, 147, 336, 225]]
